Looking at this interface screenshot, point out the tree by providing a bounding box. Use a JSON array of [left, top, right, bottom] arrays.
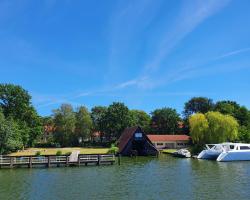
[[75, 106, 93, 144], [151, 108, 181, 134], [129, 110, 151, 132], [189, 113, 208, 144], [53, 104, 76, 146], [189, 112, 239, 145], [205, 112, 238, 143], [214, 101, 250, 126], [184, 97, 214, 118], [91, 106, 108, 132], [238, 126, 250, 143], [0, 84, 42, 147], [103, 102, 130, 140], [0, 110, 22, 154]]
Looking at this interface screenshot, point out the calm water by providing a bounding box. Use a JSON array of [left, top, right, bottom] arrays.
[[0, 155, 250, 200]]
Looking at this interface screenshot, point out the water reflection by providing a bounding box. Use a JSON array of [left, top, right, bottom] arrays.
[[0, 155, 250, 200]]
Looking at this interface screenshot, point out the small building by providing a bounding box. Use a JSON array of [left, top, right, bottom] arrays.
[[118, 126, 158, 156], [147, 135, 190, 149]]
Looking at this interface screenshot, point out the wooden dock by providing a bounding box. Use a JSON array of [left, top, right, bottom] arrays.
[[0, 154, 115, 169]]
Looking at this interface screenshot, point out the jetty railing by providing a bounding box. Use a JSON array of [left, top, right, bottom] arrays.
[[0, 154, 115, 169]]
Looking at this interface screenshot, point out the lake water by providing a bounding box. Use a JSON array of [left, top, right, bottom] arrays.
[[0, 155, 250, 200]]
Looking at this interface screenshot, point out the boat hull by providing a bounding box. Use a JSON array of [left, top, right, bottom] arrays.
[[217, 151, 250, 162], [197, 150, 221, 160], [172, 152, 191, 158]]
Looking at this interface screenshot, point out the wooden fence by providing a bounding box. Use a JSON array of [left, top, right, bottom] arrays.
[[0, 154, 115, 168]]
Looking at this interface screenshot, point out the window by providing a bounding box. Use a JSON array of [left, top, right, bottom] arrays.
[[156, 143, 164, 146], [240, 146, 250, 150], [134, 133, 142, 138], [134, 133, 143, 140]]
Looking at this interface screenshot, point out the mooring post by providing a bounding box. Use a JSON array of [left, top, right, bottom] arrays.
[[66, 155, 69, 167], [118, 154, 121, 165], [47, 156, 51, 168], [10, 157, 14, 168], [78, 155, 80, 167], [29, 157, 32, 168], [97, 154, 100, 166]]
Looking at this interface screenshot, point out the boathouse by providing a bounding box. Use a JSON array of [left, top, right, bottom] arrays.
[[118, 126, 158, 156]]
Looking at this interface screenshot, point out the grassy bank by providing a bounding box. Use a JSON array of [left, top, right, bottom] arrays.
[[161, 149, 177, 154], [9, 147, 110, 156]]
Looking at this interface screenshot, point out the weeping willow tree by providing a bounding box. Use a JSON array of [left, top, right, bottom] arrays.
[[189, 112, 239, 145]]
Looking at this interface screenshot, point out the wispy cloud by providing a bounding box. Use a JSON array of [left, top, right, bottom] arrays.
[[214, 47, 250, 60], [112, 0, 232, 90], [144, 0, 231, 73]]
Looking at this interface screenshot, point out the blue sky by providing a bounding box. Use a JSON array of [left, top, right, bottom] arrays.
[[1, 0, 250, 116]]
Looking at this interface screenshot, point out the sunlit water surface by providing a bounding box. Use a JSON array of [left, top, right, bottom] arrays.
[[0, 155, 250, 200]]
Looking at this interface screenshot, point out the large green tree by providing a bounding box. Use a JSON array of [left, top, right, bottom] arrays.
[[184, 97, 214, 118], [0, 109, 23, 154], [214, 101, 250, 126], [189, 112, 238, 145], [151, 108, 181, 134], [53, 104, 76, 147], [238, 126, 250, 143], [102, 102, 130, 140], [129, 110, 151, 132], [91, 106, 107, 130], [75, 106, 93, 144], [189, 113, 209, 144], [0, 84, 42, 147]]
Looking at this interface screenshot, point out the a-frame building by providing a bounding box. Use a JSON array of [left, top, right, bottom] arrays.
[[118, 126, 158, 156]]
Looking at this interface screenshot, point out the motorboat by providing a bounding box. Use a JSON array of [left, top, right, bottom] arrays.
[[217, 143, 250, 162], [173, 149, 191, 158], [197, 143, 233, 160]]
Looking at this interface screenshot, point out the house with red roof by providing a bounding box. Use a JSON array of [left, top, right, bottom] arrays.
[[147, 134, 191, 149]]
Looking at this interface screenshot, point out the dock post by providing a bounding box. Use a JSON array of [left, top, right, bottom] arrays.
[[78, 155, 81, 167], [118, 154, 121, 165], [29, 157, 32, 168], [10, 157, 14, 168], [47, 156, 51, 168], [97, 155, 100, 166], [66, 155, 69, 167]]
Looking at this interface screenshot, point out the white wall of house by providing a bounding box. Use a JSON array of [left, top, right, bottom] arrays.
[[152, 140, 189, 149]]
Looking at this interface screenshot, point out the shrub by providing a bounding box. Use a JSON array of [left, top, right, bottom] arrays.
[[35, 151, 41, 156], [56, 150, 62, 156], [108, 144, 119, 154]]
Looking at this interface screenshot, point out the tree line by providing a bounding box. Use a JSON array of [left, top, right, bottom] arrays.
[[1, 84, 250, 153]]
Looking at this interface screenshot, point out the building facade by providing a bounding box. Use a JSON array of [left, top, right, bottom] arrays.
[[147, 135, 190, 149]]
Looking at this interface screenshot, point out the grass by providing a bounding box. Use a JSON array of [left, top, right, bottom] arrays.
[[9, 147, 110, 156], [161, 149, 177, 154]]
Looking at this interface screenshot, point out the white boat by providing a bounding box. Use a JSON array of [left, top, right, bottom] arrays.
[[217, 143, 250, 162], [197, 143, 234, 160], [173, 149, 191, 158]]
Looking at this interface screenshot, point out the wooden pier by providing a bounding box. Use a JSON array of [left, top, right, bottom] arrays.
[[0, 154, 115, 169]]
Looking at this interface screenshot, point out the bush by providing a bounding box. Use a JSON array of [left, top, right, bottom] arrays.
[[35, 151, 41, 156], [56, 150, 62, 156], [108, 144, 119, 154]]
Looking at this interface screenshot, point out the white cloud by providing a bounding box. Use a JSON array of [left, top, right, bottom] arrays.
[[215, 47, 250, 60]]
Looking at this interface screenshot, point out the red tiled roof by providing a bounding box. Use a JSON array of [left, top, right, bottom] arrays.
[[147, 135, 190, 142]]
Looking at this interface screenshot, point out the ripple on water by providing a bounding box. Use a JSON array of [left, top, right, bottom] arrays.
[[0, 155, 250, 200]]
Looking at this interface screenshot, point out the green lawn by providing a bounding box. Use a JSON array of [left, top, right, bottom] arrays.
[[9, 147, 110, 156], [161, 149, 177, 154]]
